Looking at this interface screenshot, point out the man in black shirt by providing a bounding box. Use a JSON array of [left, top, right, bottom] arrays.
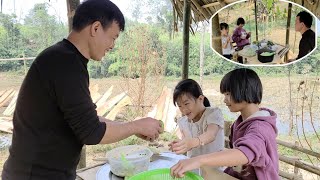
[[2, 0, 162, 180], [290, 11, 315, 61]]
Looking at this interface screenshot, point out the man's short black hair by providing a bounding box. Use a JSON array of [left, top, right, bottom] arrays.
[[220, 23, 229, 30], [72, 0, 125, 32], [297, 11, 313, 28], [220, 68, 262, 104], [237, 17, 245, 26]]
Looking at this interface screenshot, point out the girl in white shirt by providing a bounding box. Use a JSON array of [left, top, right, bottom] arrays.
[[169, 79, 224, 160], [220, 22, 234, 60]]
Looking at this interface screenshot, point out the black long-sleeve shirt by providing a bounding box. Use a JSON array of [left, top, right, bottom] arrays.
[[297, 29, 315, 60], [2, 39, 106, 180]]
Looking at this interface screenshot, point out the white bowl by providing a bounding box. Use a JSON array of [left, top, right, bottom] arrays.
[[271, 45, 278, 51], [106, 145, 153, 177], [260, 42, 267, 48]]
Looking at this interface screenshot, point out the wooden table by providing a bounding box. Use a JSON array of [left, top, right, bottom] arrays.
[[200, 166, 238, 180], [238, 44, 289, 65]]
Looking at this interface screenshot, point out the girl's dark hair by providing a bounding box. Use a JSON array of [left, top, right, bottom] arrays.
[[237, 17, 245, 26], [73, 0, 125, 32], [220, 23, 229, 30], [173, 79, 210, 107], [220, 68, 262, 104]]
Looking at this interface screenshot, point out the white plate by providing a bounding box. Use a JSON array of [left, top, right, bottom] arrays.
[[96, 152, 188, 180]]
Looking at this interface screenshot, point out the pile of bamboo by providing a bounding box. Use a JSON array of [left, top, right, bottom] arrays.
[[0, 85, 182, 135], [0, 85, 133, 134], [0, 89, 17, 133], [147, 86, 178, 133]]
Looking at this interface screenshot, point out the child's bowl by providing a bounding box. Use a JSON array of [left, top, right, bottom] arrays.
[[106, 145, 153, 177]]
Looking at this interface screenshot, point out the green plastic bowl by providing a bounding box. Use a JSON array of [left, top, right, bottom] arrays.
[[128, 168, 203, 180]]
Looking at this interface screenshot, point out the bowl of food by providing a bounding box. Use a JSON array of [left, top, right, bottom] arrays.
[[106, 145, 153, 177], [257, 48, 275, 63]]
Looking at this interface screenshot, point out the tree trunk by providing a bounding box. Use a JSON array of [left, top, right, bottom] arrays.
[[66, 0, 80, 32], [211, 15, 222, 55], [199, 23, 205, 87]]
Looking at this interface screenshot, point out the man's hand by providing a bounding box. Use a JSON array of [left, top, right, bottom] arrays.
[[133, 117, 162, 142]]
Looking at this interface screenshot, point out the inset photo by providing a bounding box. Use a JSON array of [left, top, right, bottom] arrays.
[[210, 0, 317, 66]]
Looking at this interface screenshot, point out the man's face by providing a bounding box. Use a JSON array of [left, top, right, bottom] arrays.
[[295, 16, 303, 32], [89, 21, 120, 61]]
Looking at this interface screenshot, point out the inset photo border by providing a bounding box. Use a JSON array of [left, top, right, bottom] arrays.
[[210, 0, 318, 67]]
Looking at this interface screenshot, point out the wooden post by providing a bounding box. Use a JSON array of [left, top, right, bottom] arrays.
[[224, 121, 232, 148], [285, 3, 293, 62], [211, 14, 222, 55], [77, 146, 86, 169], [182, 0, 191, 80], [66, 0, 80, 32], [66, 0, 85, 169], [293, 141, 301, 178], [254, 0, 258, 42]]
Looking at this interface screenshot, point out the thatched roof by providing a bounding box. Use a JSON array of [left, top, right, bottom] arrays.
[[171, 0, 320, 24], [171, 0, 238, 23], [291, 0, 320, 17]]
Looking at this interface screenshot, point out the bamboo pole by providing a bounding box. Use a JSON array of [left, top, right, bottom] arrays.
[[217, 0, 226, 6], [190, 0, 210, 19], [279, 170, 302, 180], [182, 0, 191, 80], [277, 139, 320, 158], [202, 2, 220, 8], [279, 155, 320, 176], [0, 57, 35, 61], [23, 54, 27, 76]]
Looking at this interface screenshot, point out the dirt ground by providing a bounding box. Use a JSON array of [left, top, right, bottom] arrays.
[[0, 71, 319, 179]]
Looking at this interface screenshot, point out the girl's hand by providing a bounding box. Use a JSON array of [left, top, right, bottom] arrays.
[[169, 138, 196, 154], [227, 36, 231, 42], [168, 140, 179, 151], [170, 158, 201, 178]]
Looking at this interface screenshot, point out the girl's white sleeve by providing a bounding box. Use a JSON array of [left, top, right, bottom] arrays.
[[206, 108, 224, 128]]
